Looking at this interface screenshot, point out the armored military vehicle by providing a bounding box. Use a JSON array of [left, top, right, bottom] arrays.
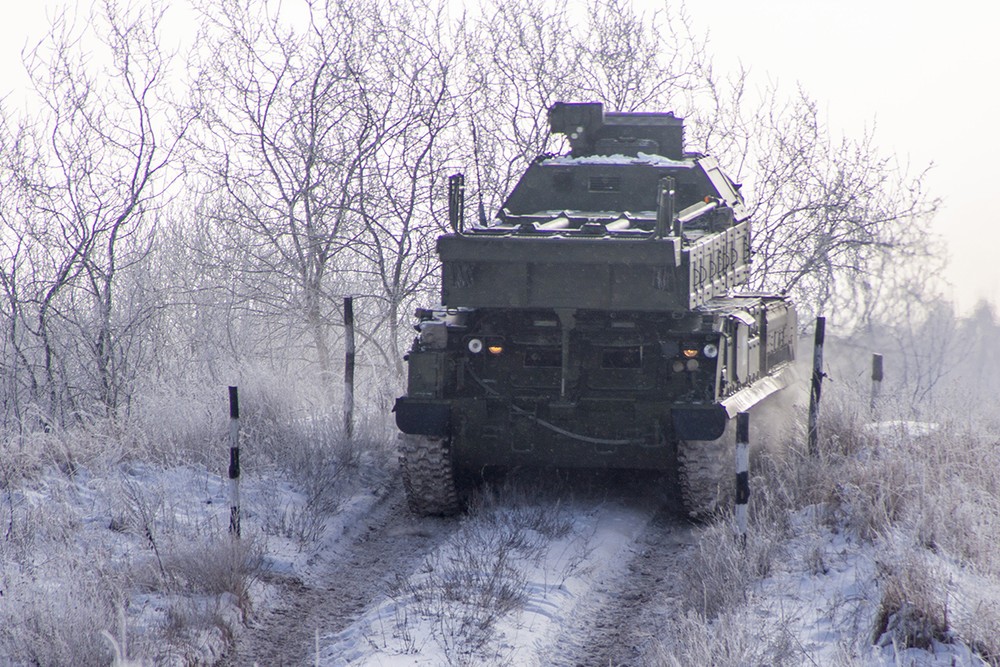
[[395, 102, 797, 517]]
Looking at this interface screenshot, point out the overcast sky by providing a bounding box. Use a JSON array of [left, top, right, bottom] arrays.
[[679, 0, 1000, 313], [2, 0, 997, 314]]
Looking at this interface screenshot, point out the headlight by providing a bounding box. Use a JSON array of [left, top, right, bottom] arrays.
[[468, 338, 483, 354], [703, 343, 719, 358]]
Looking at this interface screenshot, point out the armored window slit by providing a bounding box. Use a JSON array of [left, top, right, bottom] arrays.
[[588, 176, 621, 193]]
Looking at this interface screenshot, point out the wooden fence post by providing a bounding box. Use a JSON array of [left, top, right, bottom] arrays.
[[807, 317, 826, 456], [228, 386, 241, 537], [344, 296, 355, 440]]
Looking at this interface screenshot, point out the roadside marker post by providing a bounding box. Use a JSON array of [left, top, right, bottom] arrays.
[[228, 386, 241, 537], [870, 353, 884, 417], [735, 411, 750, 546]]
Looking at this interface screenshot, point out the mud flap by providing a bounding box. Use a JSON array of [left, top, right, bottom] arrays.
[[394, 398, 450, 437], [671, 405, 728, 441]]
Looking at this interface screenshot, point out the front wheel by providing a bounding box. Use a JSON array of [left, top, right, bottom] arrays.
[[676, 418, 737, 520], [398, 433, 462, 516]]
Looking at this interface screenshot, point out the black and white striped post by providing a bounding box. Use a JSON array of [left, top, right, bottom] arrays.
[[735, 411, 750, 545], [228, 386, 241, 537], [807, 317, 826, 456], [870, 353, 884, 417], [344, 296, 355, 441]]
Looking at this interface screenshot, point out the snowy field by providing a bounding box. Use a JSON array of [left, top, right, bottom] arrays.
[[1, 378, 999, 666]]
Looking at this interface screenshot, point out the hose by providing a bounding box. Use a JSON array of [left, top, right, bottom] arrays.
[[465, 365, 644, 446]]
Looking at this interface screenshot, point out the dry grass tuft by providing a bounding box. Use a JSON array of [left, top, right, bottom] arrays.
[[662, 376, 1000, 663], [0, 367, 395, 664], [386, 478, 577, 664]]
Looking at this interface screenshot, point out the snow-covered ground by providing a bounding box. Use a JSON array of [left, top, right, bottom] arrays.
[[2, 403, 999, 666], [321, 487, 662, 665], [733, 505, 984, 667]]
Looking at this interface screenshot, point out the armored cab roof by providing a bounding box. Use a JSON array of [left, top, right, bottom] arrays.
[[496, 153, 745, 234], [491, 102, 745, 232]]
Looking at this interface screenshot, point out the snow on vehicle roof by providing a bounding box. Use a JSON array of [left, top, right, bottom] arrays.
[[542, 152, 694, 168]]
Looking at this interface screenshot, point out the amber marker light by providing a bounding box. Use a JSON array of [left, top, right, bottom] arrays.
[[488, 344, 504, 355], [682, 348, 699, 359]]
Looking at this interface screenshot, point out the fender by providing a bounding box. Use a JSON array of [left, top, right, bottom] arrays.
[[394, 398, 450, 437]]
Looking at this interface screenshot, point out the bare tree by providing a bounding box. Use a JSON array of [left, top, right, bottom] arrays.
[[345, 0, 461, 377], [575, 0, 711, 113], [191, 0, 462, 388], [458, 0, 580, 215], [3, 0, 189, 421], [0, 111, 44, 427], [953, 301, 1000, 401], [191, 0, 386, 393], [888, 295, 958, 407], [743, 92, 940, 325]]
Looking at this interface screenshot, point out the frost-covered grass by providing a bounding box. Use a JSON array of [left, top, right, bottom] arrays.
[[325, 476, 588, 665], [321, 471, 674, 666], [657, 380, 1000, 666], [5, 360, 1000, 665], [0, 370, 394, 665], [0, 452, 263, 664]]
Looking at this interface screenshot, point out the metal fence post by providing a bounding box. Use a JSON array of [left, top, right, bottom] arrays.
[[807, 317, 826, 456], [228, 386, 241, 537]]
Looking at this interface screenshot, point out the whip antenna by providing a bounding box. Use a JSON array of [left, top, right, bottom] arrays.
[[471, 118, 487, 226]]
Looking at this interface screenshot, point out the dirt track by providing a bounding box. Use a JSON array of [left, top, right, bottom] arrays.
[[218, 486, 459, 666], [542, 507, 698, 666], [218, 472, 703, 666]]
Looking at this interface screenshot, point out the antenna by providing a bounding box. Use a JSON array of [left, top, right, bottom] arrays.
[[448, 174, 465, 233], [471, 119, 488, 226]]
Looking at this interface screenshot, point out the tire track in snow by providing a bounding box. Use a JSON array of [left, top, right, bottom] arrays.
[[542, 507, 698, 667], [217, 484, 459, 666]]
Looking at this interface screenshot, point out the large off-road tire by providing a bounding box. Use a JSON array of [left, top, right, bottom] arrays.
[[398, 433, 461, 516], [676, 419, 736, 520]]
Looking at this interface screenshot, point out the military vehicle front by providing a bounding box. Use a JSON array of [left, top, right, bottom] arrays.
[[395, 102, 797, 516]]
